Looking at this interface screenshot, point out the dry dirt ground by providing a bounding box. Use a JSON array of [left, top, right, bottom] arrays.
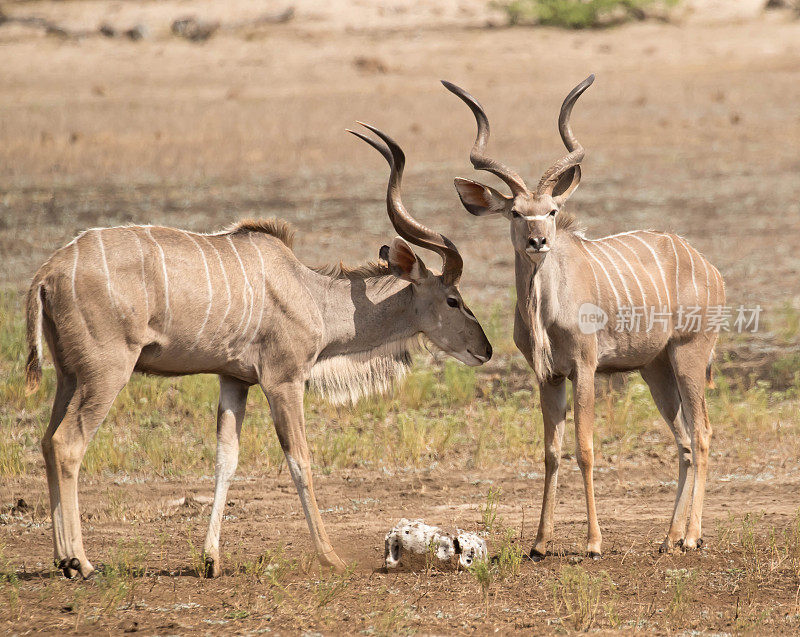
[[2, 464, 800, 634], [1, 0, 800, 634]]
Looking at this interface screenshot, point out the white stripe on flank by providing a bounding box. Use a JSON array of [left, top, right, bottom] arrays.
[[129, 229, 150, 319], [588, 240, 632, 305], [185, 233, 214, 341], [96, 230, 117, 312], [702, 256, 711, 307], [711, 263, 724, 303], [583, 229, 646, 242], [145, 228, 171, 329], [604, 239, 646, 306], [243, 235, 267, 350], [227, 236, 254, 341], [582, 247, 602, 302], [677, 237, 699, 304], [630, 233, 671, 309], [202, 237, 232, 337], [663, 234, 681, 307], [579, 241, 620, 307], [613, 236, 662, 308]]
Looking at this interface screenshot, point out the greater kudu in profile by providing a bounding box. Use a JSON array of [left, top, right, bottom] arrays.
[[25, 124, 492, 579], [444, 76, 724, 558]]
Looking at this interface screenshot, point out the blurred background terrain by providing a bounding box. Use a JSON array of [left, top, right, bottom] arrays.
[[1, 1, 800, 633]]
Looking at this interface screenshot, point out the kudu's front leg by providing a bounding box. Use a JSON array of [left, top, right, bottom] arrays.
[[202, 375, 249, 577], [531, 378, 567, 560], [264, 381, 347, 573], [573, 366, 602, 557]]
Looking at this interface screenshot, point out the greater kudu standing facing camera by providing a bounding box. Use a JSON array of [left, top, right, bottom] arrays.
[[25, 123, 491, 579], [444, 76, 724, 559]]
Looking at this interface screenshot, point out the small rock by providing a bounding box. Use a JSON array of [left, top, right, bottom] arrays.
[[171, 17, 219, 42], [124, 24, 148, 41], [353, 56, 388, 74]]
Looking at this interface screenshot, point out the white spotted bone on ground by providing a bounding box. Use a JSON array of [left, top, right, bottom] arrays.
[[384, 518, 487, 569]]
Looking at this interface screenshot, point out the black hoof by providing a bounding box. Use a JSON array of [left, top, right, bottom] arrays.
[[696, 538, 704, 549], [203, 556, 215, 578], [69, 557, 81, 571], [528, 549, 546, 563], [58, 558, 77, 579], [658, 544, 667, 554], [677, 538, 685, 548], [588, 552, 602, 561]]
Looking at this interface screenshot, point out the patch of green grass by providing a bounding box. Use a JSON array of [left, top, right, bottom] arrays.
[[495, 0, 680, 28], [495, 527, 524, 580], [2, 289, 800, 478], [596, 374, 662, 458], [0, 541, 21, 621], [469, 557, 494, 613], [226, 544, 297, 616], [665, 567, 695, 619], [94, 538, 150, 614], [313, 564, 354, 609], [369, 593, 412, 637], [551, 565, 615, 631], [480, 488, 501, 533]]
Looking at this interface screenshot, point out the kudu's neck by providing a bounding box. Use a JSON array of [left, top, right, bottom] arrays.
[[515, 248, 563, 328], [305, 271, 418, 358]]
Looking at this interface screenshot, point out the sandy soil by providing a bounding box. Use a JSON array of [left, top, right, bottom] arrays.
[[1, 0, 800, 634], [3, 460, 800, 633]]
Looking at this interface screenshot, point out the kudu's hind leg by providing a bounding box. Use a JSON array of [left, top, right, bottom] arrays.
[[669, 341, 713, 550], [202, 376, 249, 578], [43, 364, 134, 578], [263, 381, 347, 573], [41, 370, 77, 576], [531, 379, 567, 560], [641, 356, 694, 553]]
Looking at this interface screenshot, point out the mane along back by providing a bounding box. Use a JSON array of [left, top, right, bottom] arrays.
[[225, 218, 392, 280], [225, 218, 296, 249], [310, 261, 390, 279], [556, 210, 581, 233]]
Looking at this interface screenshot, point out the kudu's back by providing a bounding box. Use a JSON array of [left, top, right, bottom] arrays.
[[26, 222, 319, 391]]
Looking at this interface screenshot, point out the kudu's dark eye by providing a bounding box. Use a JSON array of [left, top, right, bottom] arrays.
[[446, 297, 459, 308], [511, 210, 522, 219], [549, 209, 558, 216]]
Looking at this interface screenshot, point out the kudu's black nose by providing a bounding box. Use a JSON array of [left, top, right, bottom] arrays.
[[486, 343, 493, 360], [528, 236, 547, 250]]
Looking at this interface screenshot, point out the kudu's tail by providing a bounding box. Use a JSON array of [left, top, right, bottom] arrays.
[[25, 282, 45, 394], [706, 347, 716, 390]]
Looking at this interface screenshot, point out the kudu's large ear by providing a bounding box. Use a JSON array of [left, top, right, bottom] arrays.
[[454, 178, 510, 217], [384, 237, 429, 284], [550, 165, 581, 207]]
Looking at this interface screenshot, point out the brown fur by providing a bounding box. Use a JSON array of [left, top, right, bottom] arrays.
[[447, 76, 725, 560], [24, 209, 489, 579], [225, 217, 296, 248], [311, 261, 391, 280], [24, 283, 44, 394], [556, 210, 580, 233], [224, 217, 391, 280]]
